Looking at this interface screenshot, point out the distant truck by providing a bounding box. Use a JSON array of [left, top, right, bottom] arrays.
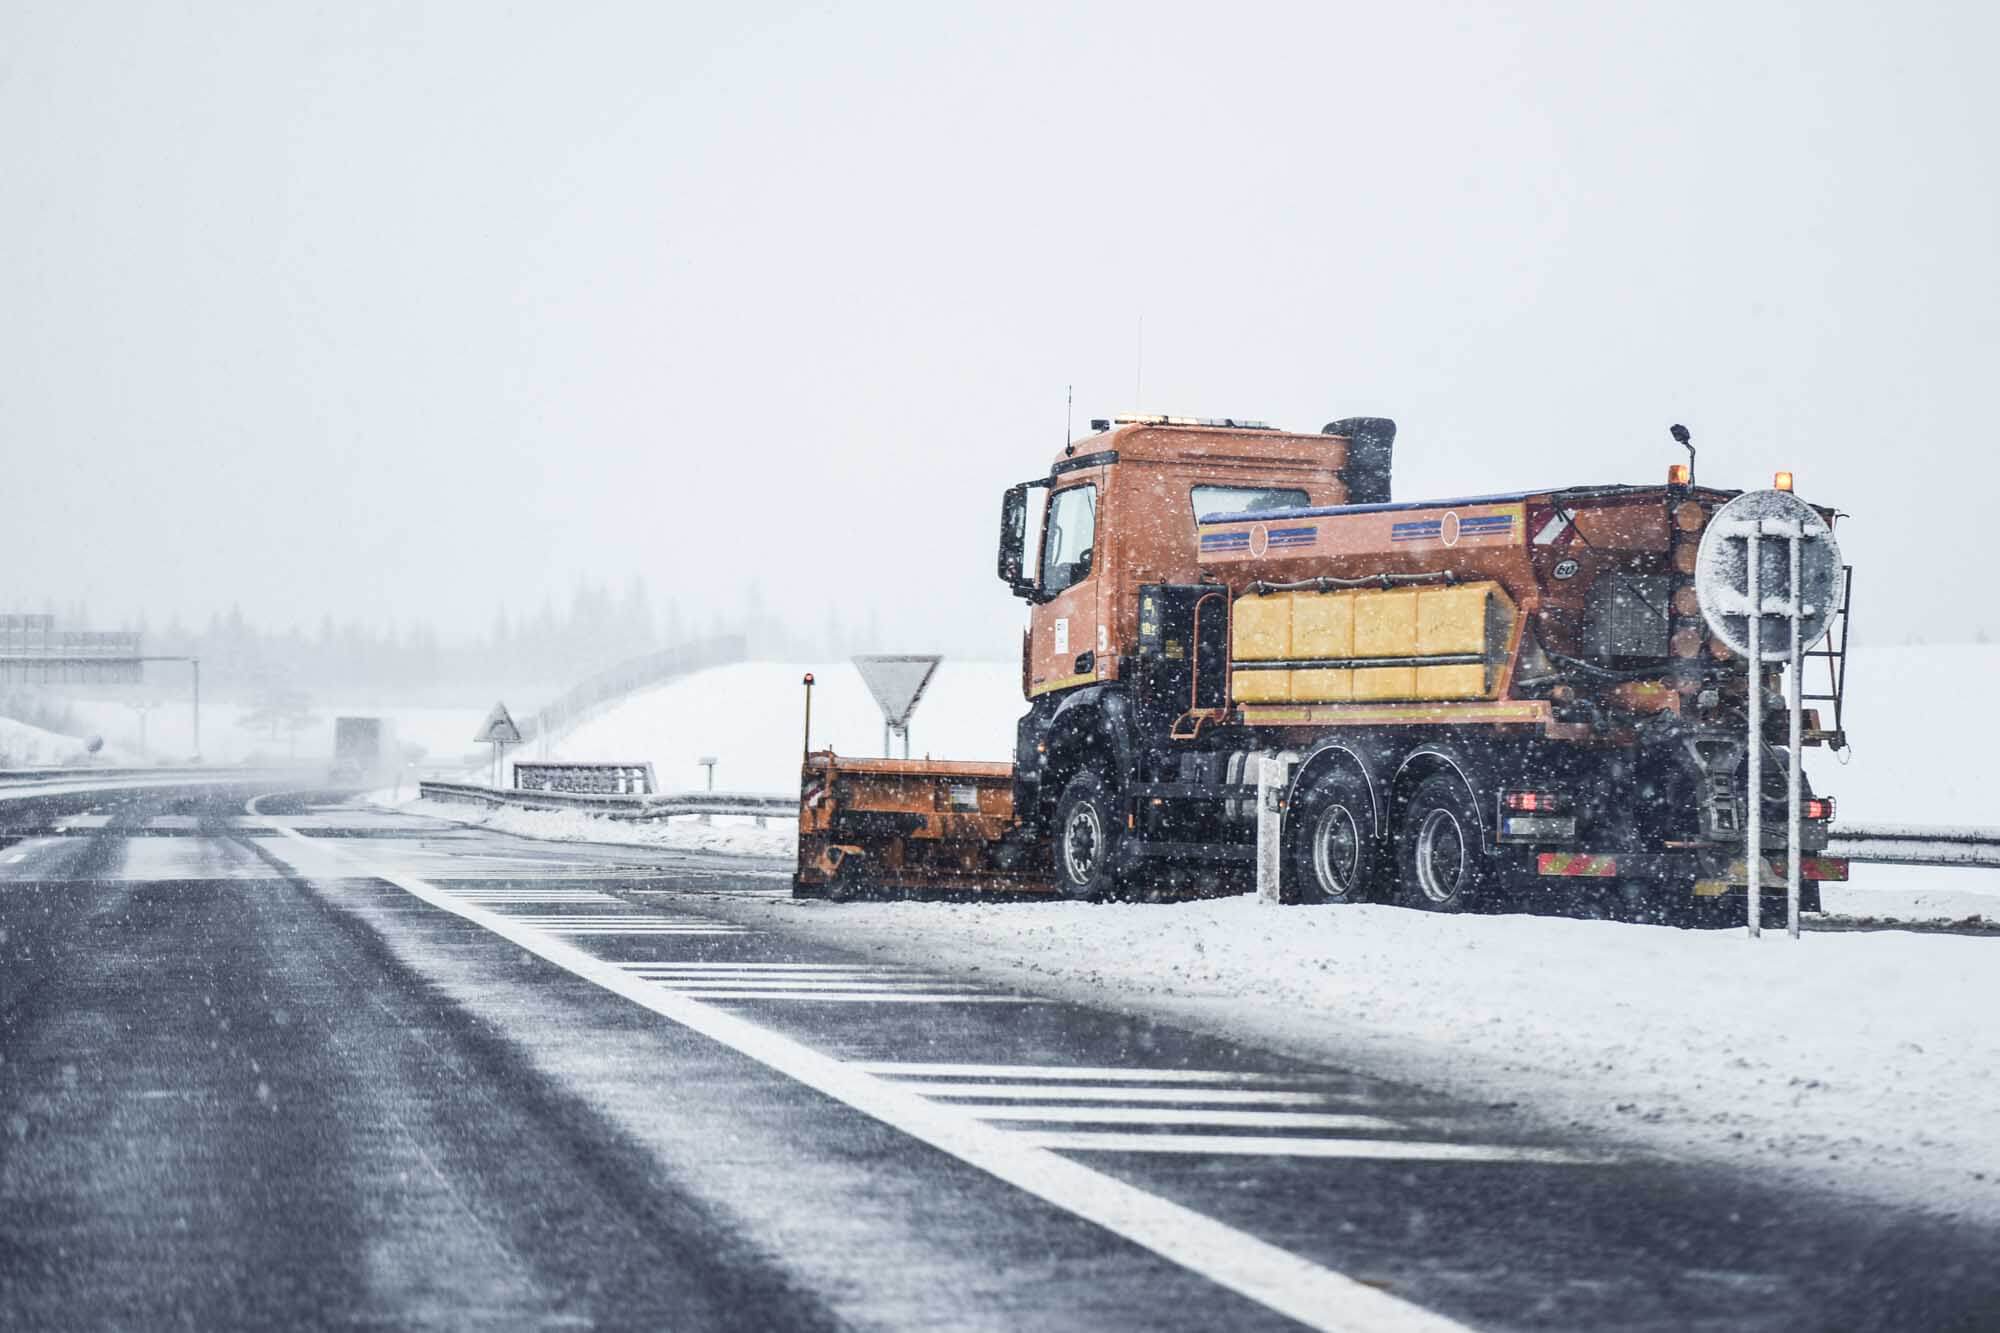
[[797, 413, 1853, 924], [330, 716, 392, 786]]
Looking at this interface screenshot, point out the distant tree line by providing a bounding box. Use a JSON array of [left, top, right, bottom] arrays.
[[41, 574, 885, 700]]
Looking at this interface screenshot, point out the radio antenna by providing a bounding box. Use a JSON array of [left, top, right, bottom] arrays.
[[1065, 383, 1073, 444], [1134, 315, 1144, 412]]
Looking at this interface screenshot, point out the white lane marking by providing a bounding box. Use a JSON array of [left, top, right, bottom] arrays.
[[966, 1107, 1405, 1132], [528, 924, 748, 932], [509, 913, 716, 920], [450, 887, 626, 894], [862, 1062, 1331, 1084], [624, 966, 954, 979], [630, 961, 923, 971], [1012, 1131, 1603, 1164], [664, 984, 1056, 996], [4, 851, 26, 864], [899, 1084, 1344, 1106], [640, 978, 1004, 992], [262, 822, 1470, 1333], [636, 977, 960, 988]]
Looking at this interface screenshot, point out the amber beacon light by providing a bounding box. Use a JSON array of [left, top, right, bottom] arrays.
[[1773, 470, 1795, 492]]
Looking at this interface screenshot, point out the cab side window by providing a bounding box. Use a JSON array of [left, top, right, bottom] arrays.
[[1040, 484, 1097, 595]]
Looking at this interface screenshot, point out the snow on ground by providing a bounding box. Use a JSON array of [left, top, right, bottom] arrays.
[[395, 794, 793, 857], [544, 660, 1020, 794], [691, 892, 2000, 1224], [0, 715, 127, 767]]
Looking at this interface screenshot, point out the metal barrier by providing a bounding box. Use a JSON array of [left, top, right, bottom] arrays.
[[515, 762, 655, 796], [418, 779, 793, 822], [1830, 823, 2000, 869]]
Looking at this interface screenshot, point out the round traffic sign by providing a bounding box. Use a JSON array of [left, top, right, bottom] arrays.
[[1694, 489, 1842, 662]]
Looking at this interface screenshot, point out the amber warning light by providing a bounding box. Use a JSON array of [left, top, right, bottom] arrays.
[[1668, 463, 1691, 486], [1773, 470, 1795, 492]]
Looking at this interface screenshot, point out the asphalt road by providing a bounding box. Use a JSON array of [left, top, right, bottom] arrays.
[[2, 781, 1995, 1331]]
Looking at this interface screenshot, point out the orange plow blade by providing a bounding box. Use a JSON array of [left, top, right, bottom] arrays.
[[795, 750, 1051, 897]]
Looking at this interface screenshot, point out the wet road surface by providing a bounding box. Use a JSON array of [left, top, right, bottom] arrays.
[[2, 780, 1995, 1330]]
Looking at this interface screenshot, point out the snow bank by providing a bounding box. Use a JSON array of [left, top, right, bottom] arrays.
[[0, 715, 117, 767], [546, 660, 1020, 794], [399, 795, 792, 858], [700, 892, 2000, 1224]]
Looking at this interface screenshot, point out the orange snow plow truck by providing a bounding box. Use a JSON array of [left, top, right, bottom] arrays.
[[797, 414, 1852, 922]]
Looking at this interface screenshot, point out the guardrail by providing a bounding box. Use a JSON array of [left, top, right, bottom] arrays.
[[514, 761, 656, 796], [418, 779, 794, 822], [1830, 823, 2000, 869]]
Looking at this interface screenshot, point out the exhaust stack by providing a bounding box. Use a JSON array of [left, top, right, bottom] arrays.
[[1324, 416, 1395, 505]]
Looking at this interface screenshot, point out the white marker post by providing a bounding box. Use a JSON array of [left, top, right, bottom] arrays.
[[1745, 526, 1762, 939], [1255, 751, 1298, 904]]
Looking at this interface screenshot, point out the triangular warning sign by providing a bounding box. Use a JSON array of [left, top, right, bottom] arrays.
[[473, 701, 523, 745], [851, 655, 942, 728]]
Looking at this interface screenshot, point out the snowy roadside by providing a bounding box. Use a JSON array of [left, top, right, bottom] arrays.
[[389, 794, 793, 858], [672, 891, 2000, 1227]]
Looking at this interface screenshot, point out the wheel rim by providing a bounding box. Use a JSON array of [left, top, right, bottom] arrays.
[[1063, 802, 1104, 886], [1310, 804, 1362, 896], [1414, 808, 1466, 903]]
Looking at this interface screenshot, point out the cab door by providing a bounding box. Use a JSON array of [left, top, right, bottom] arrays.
[[1029, 476, 1105, 695]]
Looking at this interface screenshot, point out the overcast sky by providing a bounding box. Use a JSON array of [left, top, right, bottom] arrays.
[[3, 1, 1994, 656]]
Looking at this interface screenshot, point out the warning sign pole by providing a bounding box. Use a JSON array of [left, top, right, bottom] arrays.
[[473, 702, 525, 789]]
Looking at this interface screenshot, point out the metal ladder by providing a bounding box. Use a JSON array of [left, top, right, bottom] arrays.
[[1800, 564, 1852, 751]]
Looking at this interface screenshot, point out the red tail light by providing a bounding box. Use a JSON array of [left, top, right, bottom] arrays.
[[1803, 797, 1835, 821], [1503, 790, 1567, 813]]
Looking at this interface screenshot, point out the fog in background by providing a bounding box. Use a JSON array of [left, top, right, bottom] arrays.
[[4, 1, 1996, 672]]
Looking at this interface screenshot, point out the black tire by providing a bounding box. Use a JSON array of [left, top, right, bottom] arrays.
[[1052, 769, 1122, 901], [826, 856, 869, 902], [1396, 772, 1488, 913], [1287, 771, 1378, 905]]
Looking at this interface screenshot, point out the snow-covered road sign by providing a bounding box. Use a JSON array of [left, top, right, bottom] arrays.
[[852, 655, 941, 728], [853, 655, 942, 759], [1694, 489, 1842, 662], [474, 702, 523, 745]]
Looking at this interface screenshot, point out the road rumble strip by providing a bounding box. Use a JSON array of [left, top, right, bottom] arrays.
[[260, 819, 1468, 1333]]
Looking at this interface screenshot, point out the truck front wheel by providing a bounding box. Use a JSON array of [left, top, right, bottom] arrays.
[[1053, 769, 1122, 901], [1397, 773, 1488, 913]]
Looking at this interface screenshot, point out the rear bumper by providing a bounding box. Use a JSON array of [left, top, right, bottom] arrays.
[[1532, 848, 1850, 887]]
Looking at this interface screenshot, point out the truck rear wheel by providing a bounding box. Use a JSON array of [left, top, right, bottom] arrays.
[[1288, 772, 1377, 905], [1397, 773, 1487, 913], [1053, 769, 1122, 901]]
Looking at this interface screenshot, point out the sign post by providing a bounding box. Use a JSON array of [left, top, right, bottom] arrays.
[[1694, 488, 1842, 940], [473, 701, 524, 788], [851, 655, 943, 759]]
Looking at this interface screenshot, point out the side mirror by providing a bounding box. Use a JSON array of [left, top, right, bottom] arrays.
[[997, 480, 1047, 600], [998, 484, 1028, 587]]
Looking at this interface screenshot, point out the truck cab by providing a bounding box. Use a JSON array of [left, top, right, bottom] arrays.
[[998, 415, 1390, 698]]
